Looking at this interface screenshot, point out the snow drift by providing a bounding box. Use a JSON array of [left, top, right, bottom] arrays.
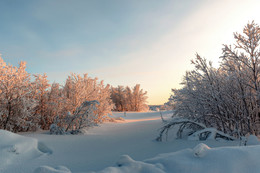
[[96, 143, 260, 173], [0, 130, 51, 172]]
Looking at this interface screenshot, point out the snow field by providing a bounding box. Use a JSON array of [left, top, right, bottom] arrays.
[[0, 111, 259, 173]]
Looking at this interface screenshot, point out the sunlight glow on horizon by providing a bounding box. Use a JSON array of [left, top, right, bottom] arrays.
[[1, 0, 260, 105]]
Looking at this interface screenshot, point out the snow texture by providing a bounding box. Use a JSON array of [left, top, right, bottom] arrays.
[[96, 143, 260, 173], [98, 155, 164, 173], [34, 166, 71, 173], [192, 143, 210, 157], [246, 135, 260, 145], [0, 111, 259, 173], [0, 130, 46, 172]]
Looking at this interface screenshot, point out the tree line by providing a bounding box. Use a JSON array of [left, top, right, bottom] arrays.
[[163, 21, 260, 139], [0, 58, 148, 132], [111, 85, 149, 112]]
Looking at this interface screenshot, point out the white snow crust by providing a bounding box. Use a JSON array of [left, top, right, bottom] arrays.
[[34, 166, 71, 173], [0, 111, 259, 173], [96, 143, 260, 173]]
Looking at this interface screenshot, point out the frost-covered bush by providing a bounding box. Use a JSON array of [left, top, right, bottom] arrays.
[[157, 118, 235, 141], [163, 21, 260, 140], [187, 128, 235, 141], [63, 74, 114, 123], [49, 116, 65, 135], [50, 100, 100, 135], [50, 124, 65, 135]]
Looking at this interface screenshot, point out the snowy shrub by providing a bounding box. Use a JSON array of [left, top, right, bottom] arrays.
[[65, 100, 100, 133], [157, 118, 235, 141], [50, 123, 65, 135], [187, 128, 235, 141], [50, 100, 100, 135], [163, 21, 260, 140], [157, 118, 205, 141], [63, 74, 114, 123], [49, 116, 65, 135]]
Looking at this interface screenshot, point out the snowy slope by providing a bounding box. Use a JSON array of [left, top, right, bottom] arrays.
[[0, 111, 258, 173]]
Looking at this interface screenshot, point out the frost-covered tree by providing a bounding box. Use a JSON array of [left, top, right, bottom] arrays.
[[95, 81, 114, 122], [132, 84, 149, 112], [111, 84, 148, 112], [46, 83, 65, 121], [125, 86, 133, 111], [221, 21, 260, 135], [32, 74, 51, 129], [63, 73, 113, 122], [0, 58, 37, 132], [160, 21, 260, 140], [0, 58, 115, 133], [111, 86, 127, 111]]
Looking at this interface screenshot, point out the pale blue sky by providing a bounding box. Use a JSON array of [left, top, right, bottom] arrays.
[[1, 0, 260, 104]]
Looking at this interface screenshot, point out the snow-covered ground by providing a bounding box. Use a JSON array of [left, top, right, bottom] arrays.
[[0, 111, 259, 173]]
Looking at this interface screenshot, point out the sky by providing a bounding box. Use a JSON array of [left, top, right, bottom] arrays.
[[1, 0, 260, 105]]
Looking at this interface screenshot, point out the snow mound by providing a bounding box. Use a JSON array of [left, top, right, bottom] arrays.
[[116, 155, 135, 167], [34, 166, 71, 173], [246, 135, 260, 145], [98, 155, 164, 173], [95, 143, 260, 173], [193, 143, 210, 157], [0, 130, 51, 171]]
